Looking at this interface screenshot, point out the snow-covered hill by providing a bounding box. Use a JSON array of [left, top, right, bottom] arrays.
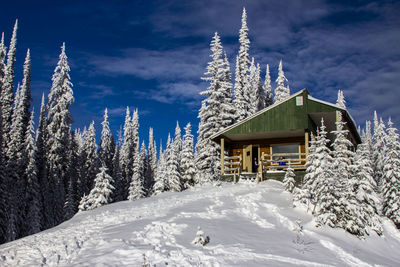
[[1, 180, 400, 266]]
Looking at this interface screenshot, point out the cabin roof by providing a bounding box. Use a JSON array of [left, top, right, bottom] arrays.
[[211, 89, 361, 144]]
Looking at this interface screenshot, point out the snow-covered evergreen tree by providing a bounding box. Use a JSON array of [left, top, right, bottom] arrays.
[[168, 133, 182, 192], [153, 143, 167, 195], [352, 141, 382, 235], [297, 119, 333, 213], [46, 42, 74, 227], [111, 130, 124, 202], [35, 93, 49, 229], [5, 48, 31, 241], [295, 133, 316, 207], [23, 111, 41, 236], [145, 128, 156, 194], [363, 120, 373, 161], [0, 35, 5, 241], [1, 20, 17, 149], [181, 123, 196, 189], [64, 176, 77, 221], [197, 32, 234, 182], [0, 127, 6, 244], [219, 55, 236, 128], [372, 112, 386, 186], [128, 142, 146, 200], [249, 58, 264, 114], [174, 122, 182, 175], [82, 121, 99, 195], [283, 164, 295, 193], [120, 108, 139, 199], [274, 60, 290, 103], [64, 131, 80, 220], [99, 108, 115, 174], [0, 32, 6, 92], [320, 112, 365, 236], [382, 118, 400, 228], [233, 8, 251, 121], [263, 64, 273, 107], [336, 90, 346, 109], [79, 165, 115, 211], [9, 49, 31, 162], [2, 21, 20, 242], [120, 107, 134, 198]]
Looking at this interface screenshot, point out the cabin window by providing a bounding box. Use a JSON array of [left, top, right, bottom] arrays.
[[271, 144, 299, 160]]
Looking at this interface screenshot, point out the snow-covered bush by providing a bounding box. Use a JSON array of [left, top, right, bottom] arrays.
[[192, 226, 209, 246]]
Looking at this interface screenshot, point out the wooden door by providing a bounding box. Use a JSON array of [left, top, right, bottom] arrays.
[[243, 145, 252, 172]]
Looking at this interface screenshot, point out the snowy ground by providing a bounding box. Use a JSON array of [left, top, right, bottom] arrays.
[[1, 180, 400, 267]]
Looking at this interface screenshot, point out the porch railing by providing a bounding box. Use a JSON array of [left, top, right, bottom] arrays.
[[224, 155, 241, 183], [257, 152, 307, 183]]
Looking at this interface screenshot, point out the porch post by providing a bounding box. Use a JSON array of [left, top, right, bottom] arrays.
[[221, 138, 225, 175], [305, 131, 309, 157]]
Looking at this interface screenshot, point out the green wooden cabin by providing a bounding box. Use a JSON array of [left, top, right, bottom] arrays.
[[211, 89, 361, 181]]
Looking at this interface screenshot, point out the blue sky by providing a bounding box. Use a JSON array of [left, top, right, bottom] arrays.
[[1, 0, 400, 145]]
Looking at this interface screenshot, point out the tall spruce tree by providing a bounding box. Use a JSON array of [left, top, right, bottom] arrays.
[[248, 58, 264, 114], [197, 32, 234, 182], [168, 134, 182, 192], [145, 128, 156, 194], [0, 114, 6, 244], [9, 49, 31, 160], [352, 141, 382, 235], [46, 42, 74, 227], [181, 123, 196, 189], [263, 64, 273, 107], [120, 107, 134, 198], [274, 60, 290, 103], [373, 112, 386, 187], [233, 8, 251, 121], [64, 131, 79, 221], [82, 121, 99, 195], [5, 48, 31, 241], [128, 142, 146, 200], [111, 130, 123, 202], [323, 112, 365, 236], [153, 143, 167, 195], [1, 20, 17, 149], [23, 111, 41, 236], [0, 32, 7, 92], [382, 118, 400, 228], [99, 108, 115, 173], [7, 50, 32, 188], [297, 119, 333, 213], [36, 93, 48, 229], [120, 108, 139, 199]]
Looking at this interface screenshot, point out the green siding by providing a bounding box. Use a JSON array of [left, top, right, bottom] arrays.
[[226, 91, 309, 135], [306, 99, 339, 113], [223, 90, 348, 136]]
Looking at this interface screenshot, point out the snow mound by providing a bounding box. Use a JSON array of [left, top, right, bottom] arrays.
[[1, 181, 400, 266]]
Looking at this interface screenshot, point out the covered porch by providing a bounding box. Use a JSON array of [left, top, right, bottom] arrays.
[[218, 129, 310, 183]]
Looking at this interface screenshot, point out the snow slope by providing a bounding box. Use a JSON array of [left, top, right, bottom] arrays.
[[1, 180, 400, 266]]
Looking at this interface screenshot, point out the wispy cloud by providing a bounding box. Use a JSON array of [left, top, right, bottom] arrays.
[[78, 82, 117, 99], [87, 46, 208, 81]]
